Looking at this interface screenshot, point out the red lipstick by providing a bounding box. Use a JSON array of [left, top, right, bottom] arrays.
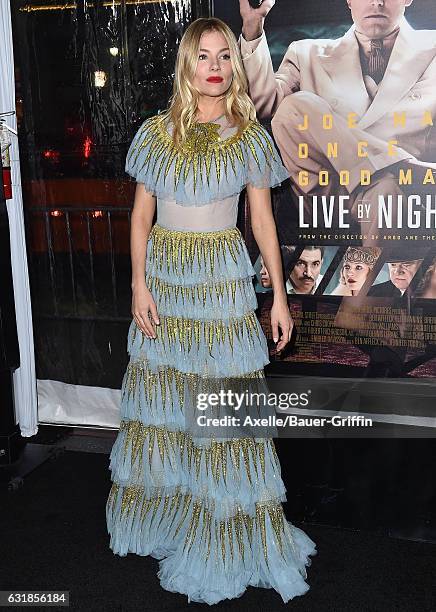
[[207, 76, 223, 83]]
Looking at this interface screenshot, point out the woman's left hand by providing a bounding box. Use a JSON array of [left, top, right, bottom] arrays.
[[270, 298, 294, 353]]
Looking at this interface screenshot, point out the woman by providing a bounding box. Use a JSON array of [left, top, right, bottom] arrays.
[[414, 257, 436, 298], [259, 245, 296, 290], [106, 17, 316, 605], [332, 246, 381, 296]]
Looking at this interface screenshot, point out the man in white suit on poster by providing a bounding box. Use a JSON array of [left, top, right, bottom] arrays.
[[238, 0, 436, 244]]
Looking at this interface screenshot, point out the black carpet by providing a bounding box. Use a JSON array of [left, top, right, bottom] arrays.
[[1, 449, 435, 612]]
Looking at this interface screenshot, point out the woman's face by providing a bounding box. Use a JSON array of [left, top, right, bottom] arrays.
[[192, 29, 233, 101], [259, 256, 271, 288], [429, 264, 436, 289], [343, 261, 370, 293]]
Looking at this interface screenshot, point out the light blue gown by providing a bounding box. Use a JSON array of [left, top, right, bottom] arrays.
[[105, 113, 316, 605]]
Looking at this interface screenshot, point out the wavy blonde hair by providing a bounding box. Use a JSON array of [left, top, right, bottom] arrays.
[[161, 17, 257, 145], [338, 247, 381, 286], [415, 257, 436, 296]]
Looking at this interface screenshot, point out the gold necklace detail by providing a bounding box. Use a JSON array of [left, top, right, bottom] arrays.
[[184, 121, 222, 156], [128, 115, 276, 193]]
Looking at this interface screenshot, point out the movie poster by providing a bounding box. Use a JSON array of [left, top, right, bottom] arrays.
[[214, 1, 436, 429]]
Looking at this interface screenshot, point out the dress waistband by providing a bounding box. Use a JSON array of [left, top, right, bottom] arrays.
[[149, 223, 242, 239], [147, 223, 246, 274]]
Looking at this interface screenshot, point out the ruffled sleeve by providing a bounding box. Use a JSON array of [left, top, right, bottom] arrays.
[[124, 116, 289, 204], [244, 122, 290, 189], [125, 116, 160, 194]]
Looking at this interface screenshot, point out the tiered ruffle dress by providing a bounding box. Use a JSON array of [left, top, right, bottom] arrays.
[[105, 113, 316, 604]]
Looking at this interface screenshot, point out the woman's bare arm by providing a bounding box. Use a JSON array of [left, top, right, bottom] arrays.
[[130, 183, 159, 338], [246, 184, 293, 352]]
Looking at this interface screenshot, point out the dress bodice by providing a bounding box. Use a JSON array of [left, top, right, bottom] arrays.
[[157, 116, 241, 231], [125, 113, 289, 232]]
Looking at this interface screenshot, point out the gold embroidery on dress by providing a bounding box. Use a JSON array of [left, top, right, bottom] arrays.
[[122, 357, 266, 417], [116, 418, 279, 486], [107, 482, 292, 566], [133, 311, 261, 353], [127, 115, 276, 192], [148, 223, 244, 275], [145, 275, 253, 309]]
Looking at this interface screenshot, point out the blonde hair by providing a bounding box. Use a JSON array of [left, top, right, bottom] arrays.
[[415, 256, 436, 296], [339, 247, 381, 285], [161, 17, 257, 145]]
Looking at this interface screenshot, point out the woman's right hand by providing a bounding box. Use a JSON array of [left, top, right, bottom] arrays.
[[132, 284, 160, 339]]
